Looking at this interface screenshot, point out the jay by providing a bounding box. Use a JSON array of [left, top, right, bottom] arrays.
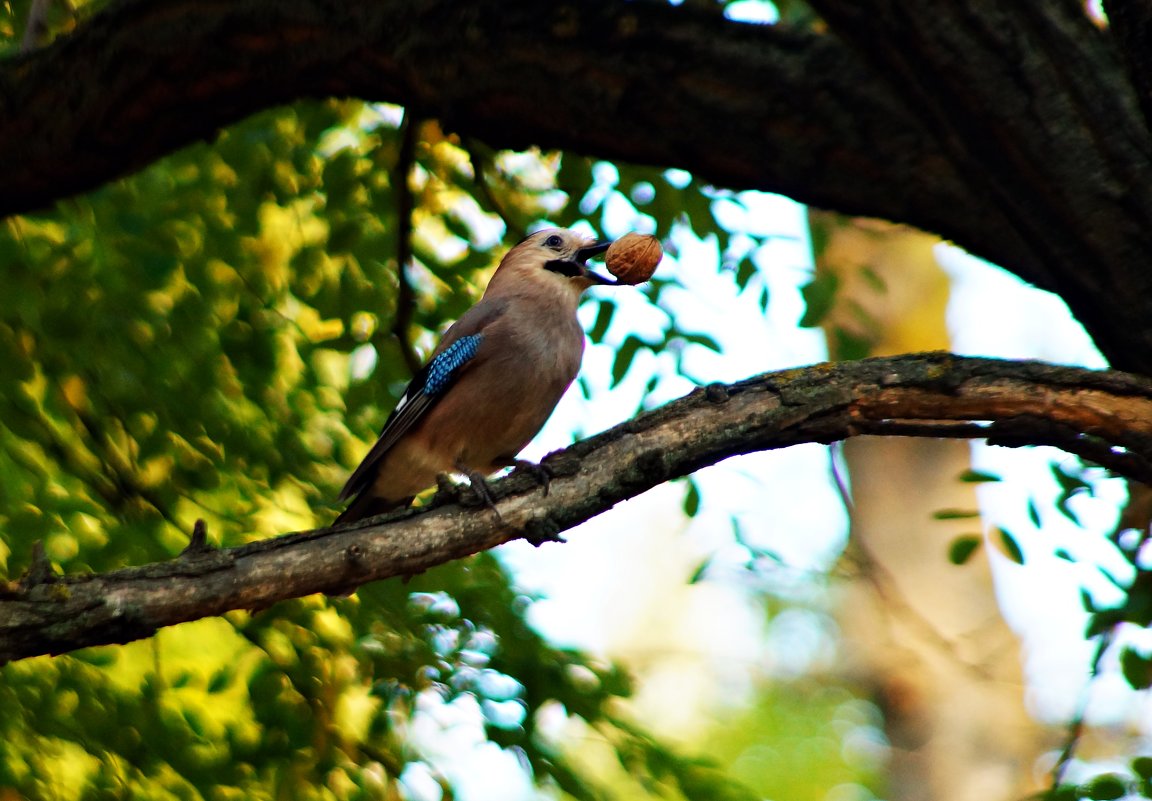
[[336, 228, 616, 523]]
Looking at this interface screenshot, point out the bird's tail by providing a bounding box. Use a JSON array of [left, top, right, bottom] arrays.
[[334, 492, 412, 526]]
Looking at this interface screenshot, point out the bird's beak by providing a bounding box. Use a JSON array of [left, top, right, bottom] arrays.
[[575, 241, 611, 262], [574, 240, 618, 286]]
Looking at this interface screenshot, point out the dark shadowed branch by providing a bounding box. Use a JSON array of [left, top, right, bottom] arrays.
[[1103, 0, 1152, 134], [0, 0, 954, 235], [4, 353, 1152, 664], [390, 112, 421, 375], [5, 1, 1152, 370]]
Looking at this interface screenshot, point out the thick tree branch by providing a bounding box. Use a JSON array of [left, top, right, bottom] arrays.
[[0, 1, 1035, 303], [806, 0, 1152, 373], [1103, 0, 1152, 134], [5, 353, 1152, 664], [7, 1, 1152, 371]]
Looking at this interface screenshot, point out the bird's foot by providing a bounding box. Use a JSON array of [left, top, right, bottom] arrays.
[[454, 464, 503, 522], [498, 457, 554, 497]]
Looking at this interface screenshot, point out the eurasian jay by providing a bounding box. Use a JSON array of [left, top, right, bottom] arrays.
[[336, 228, 616, 523]]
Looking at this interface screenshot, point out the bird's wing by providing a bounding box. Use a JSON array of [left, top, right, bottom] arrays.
[[338, 300, 508, 502]]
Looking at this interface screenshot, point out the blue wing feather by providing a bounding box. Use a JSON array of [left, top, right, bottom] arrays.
[[424, 335, 482, 395], [338, 333, 484, 501]]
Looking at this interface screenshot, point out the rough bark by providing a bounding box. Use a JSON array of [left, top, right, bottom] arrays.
[[1103, 0, 1152, 133], [4, 353, 1152, 664], [5, 1, 1152, 370], [807, 0, 1152, 373], [0, 0, 967, 238]]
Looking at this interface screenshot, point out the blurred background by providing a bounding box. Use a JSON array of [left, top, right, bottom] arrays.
[[1, 1, 1150, 800]]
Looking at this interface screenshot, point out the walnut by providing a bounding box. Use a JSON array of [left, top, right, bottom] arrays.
[[605, 233, 662, 285]]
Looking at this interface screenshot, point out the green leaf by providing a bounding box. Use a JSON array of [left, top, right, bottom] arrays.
[[611, 335, 646, 388], [674, 761, 761, 801], [681, 183, 719, 237], [589, 300, 615, 343], [798, 272, 840, 328], [1131, 757, 1152, 781], [734, 256, 758, 290], [1045, 785, 1080, 801], [207, 668, 233, 694], [1027, 498, 1042, 528], [1119, 573, 1152, 627], [683, 479, 701, 517], [1121, 647, 1152, 690], [995, 527, 1025, 565], [327, 220, 363, 253], [829, 326, 872, 360], [1051, 461, 1089, 526], [1081, 773, 1129, 801], [181, 709, 206, 739], [71, 648, 118, 667], [932, 508, 981, 520], [170, 670, 193, 689], [948, 535, 982, 565], [1051, 461, 1091, 495], [688, 559, 710, 585], [957, 469, 1001, 483], [806, 214, 834, 261]]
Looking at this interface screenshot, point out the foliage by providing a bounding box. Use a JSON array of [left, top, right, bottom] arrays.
[[702, 682, 885, 801], [0, 75, 803, 796], [5, 1, 1152, 799], [1046, 758, 1152, 801]]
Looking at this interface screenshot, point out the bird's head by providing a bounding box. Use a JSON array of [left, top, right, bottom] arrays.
[[488, 228, 617, 297]]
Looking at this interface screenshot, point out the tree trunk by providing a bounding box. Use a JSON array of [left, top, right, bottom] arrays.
[[815, 217, 1053, 801]]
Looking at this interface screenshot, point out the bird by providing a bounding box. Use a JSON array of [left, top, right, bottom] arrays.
[[335, 228, 616, 524]]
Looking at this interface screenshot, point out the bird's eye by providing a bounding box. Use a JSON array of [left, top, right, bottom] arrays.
[[544, 234, 564, 250]]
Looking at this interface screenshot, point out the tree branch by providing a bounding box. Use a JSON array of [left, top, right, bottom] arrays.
[[0, 0, 1029, 293], [7, 1, 1152, 371], [390, 111, 421, 375], [1102, 0, 1152, 134], [5, 353, 1152, 664], [805, 0, 1152, 373]]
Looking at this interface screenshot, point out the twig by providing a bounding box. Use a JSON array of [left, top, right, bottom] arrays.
[[1049, 480, 1152, 789], [464, 141, 527, 241], [391, 113, 421, 375], [1051, 633, 1112, 787]]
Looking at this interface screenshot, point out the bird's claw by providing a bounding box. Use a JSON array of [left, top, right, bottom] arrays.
[[462, 469, 503, 522], [501, 458, 555, 497]]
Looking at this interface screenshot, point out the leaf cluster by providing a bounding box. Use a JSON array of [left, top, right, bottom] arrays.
[[0, 92, 770, 798]]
